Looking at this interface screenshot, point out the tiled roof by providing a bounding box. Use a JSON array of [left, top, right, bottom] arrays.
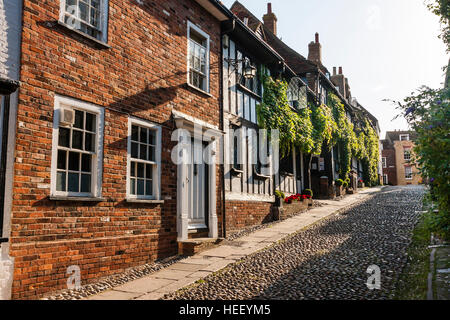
[[385, 131, 417, 142], [230, 1, 328, 75]]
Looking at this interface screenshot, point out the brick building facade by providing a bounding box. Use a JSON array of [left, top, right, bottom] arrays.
[[5, 0, 230, 299], [0, 0, 383, 299], [381, 131, 421, 186]]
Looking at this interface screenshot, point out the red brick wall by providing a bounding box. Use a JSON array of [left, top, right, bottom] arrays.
[[10, 0, 222, 299], [225, 201, 274, 232], [382, 148, 397, 185]]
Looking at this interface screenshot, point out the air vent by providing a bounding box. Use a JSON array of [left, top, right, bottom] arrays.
[[59, 108, 75, 126]]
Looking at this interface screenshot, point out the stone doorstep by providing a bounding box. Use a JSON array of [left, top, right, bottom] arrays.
[[178, 238, 225, 256]]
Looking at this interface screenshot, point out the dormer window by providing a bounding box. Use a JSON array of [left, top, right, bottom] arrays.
[[399, 134, 409, 141]]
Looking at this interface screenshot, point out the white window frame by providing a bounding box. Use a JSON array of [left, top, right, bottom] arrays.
[[187, 21, 210, 93], [382, 157, 387, 168], [405, 166, 413, 180], [59, 0, 109, 43], [404, 148, 411, 161], [399, 134, 409, 141], [126, 117, 162, 201], [51, 95, 105, 198]]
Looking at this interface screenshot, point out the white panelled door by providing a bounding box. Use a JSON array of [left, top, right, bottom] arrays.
[[187, 139, 208, 229]]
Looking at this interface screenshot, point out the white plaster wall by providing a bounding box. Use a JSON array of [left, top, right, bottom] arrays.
[[0, 0, 22, 80]]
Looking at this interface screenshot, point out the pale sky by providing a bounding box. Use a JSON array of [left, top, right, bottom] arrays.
[[221, 0, 449, 138]]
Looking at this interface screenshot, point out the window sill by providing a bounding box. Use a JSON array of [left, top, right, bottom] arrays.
[[49, 196, 106, 202], [236, 83, 261, 100], [126, 198, 165, 204], [280, 172, 295, 177], [57, 21, 111, 49], [231, 167, 244, 176], [186, 83, 213, 98], [253, 170, 271, 180]]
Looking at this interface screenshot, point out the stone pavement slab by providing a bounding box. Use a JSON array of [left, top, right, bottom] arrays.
[[166, 263, 205, 272], [87, 289, 142, 300], [113, 277, 174, 294], [199, 259, 236, 272], [152, 269, 195, 280]]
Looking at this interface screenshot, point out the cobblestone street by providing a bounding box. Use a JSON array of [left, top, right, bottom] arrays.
[[166, 186, 425, 300]]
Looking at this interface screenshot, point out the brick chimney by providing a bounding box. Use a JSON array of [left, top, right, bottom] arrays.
[[330, 66, 346, 98], [308, 33, 322, 65], [263, 3, 277, 35]]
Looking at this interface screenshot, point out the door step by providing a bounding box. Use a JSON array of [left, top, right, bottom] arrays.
[[178, 238, 224, 256], [188, 228, 209, 239]]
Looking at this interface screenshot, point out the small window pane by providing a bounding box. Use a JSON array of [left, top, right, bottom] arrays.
[[66, 0, 77, 12], [58, 127, 70, 147], [74, 110, 84, 129], [137, 179, 145, 195], [140, 144, 147, 160], [149, 131, 155, 145], [130, 161, 136, 177], [68, 152, 80, 171], [91, 0, 100, 9], [146, 164, 153, 179], [86, 113, 96, 132], [140, 127, 148, 144], [81, 174, 91, 193], [148, 146, 155, 162], [145, 180, 153, 196], [56, 172, 66, 191], [130, 178, 136, 195], [57, 150, 67, 170], [81, 154, 92, 172], [68, 172, 79, 192], [137, 163, 145, 178], [79, 2, 88, 22], [85, 133, 95, 152], [131, 125, 139, 141], [131, 142, 139, 158], [90, 8, 99, 28], [72, 130, 83, 150]]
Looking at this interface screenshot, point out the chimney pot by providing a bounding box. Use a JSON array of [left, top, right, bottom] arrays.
[[263, 3, 277, 35], [339, 67, 343, 75], [308, 33, 322, 65], [333, 67, 337, 76]]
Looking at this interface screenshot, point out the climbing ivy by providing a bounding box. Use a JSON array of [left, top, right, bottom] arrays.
[[310, 102, 335, 155], [256, 76, 380, 186], [256, 75, 313, 157]]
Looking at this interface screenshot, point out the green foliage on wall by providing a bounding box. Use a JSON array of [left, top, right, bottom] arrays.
[[256, 76, 380, 186], [256, 75, 313, 157]]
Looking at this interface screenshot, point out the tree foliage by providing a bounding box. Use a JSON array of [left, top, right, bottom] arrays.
[[395, 85, 450, 239]]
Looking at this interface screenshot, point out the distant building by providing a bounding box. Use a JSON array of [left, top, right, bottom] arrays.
[[381, 131, 421, 185]]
